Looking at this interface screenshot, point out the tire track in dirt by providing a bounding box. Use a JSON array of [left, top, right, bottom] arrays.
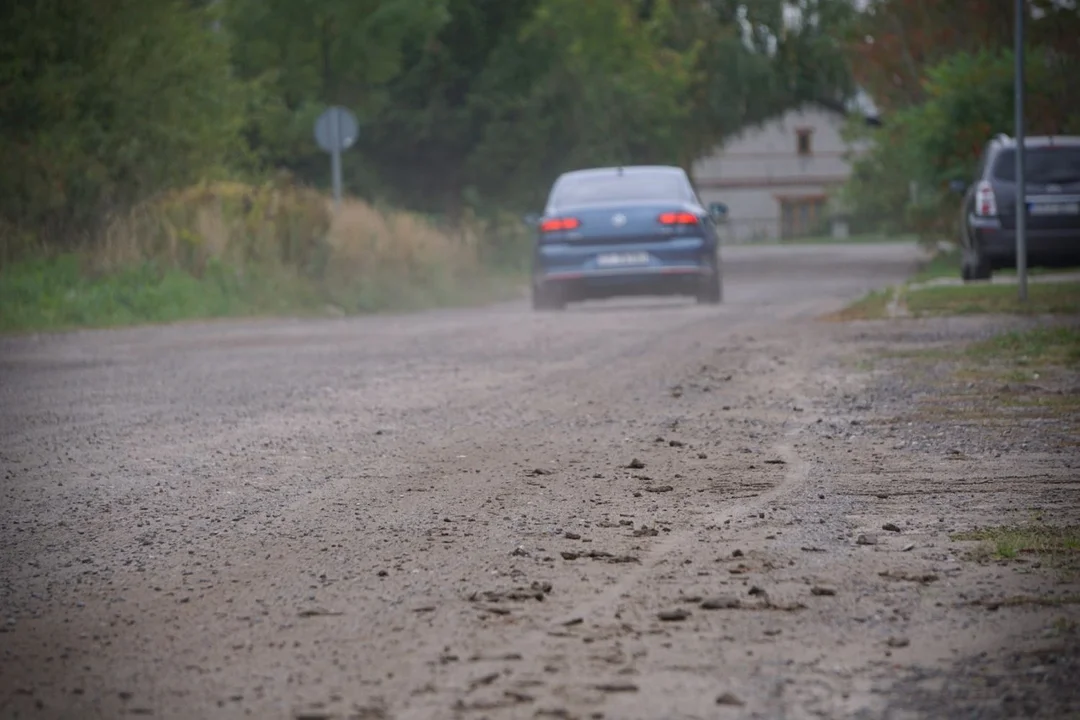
[[548, 440, 813, 628], [0, 243, 926, 720], [400, 344, 833, 720]]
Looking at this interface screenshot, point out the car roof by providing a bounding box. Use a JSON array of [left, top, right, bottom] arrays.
[[556, 165, 687, 181], [992, 135, 1080, 150]]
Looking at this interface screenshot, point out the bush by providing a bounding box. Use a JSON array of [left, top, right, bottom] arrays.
[[840, 48, 1080, 246], [0, 180, 525, 331], [96, 178, 332, 276], [0, 0, 246, 249]]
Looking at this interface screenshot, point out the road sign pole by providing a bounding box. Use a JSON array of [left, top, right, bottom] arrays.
[[314, 106, 358, 213], [331, 149, 342, 211], [331, 111, 343, 211], [1014, 0, 1027, 302]]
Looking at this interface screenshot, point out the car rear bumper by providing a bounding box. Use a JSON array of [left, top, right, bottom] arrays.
[[533, 236, 716, 298], [540, 264, 707, 281], [971, 217, 1080, 263], [536, 265, 710, 300]]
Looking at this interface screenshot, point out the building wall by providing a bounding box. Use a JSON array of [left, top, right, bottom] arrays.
[[701, 183, 836, 243], [691, 105, 864, 242]]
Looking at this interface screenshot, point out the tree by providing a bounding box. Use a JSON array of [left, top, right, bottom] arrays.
[[356, 0, 549, 215], [223, 0, 451, 185], [0, 0, 246, 245], [849, 0, 1080, 115], [840, 0, 1080, 241], [2, 0, 863, 249], [225, 0, 858, 216], [362, 0, 859, 214], [456, 0, 697, 212], [904, 48, 1078, 239], [664, 0, 857, 171]]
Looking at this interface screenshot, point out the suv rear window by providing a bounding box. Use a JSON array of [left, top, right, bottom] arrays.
[[992, 147, 1080, 183]]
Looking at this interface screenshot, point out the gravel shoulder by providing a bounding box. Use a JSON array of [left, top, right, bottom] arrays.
[[2, 243, 1077, 720]]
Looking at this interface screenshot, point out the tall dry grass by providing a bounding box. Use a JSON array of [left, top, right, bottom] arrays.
[[88, 179, 489, 308], [2, 179, 532, 331], [324, 198, 479, 284], [95, 180, 330, 273]]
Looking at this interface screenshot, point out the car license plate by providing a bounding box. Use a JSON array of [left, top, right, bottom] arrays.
[[596, 252, 650, 267], [1029, 201, 1080, 216]]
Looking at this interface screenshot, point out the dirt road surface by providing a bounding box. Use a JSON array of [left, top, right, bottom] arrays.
[[2, 243, 1078, 720]]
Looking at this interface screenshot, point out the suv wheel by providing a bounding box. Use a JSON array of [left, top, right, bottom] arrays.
[[961, 249, 992, 282]]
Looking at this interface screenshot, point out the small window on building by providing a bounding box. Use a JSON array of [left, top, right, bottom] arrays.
[[796, 128, 813, 157]]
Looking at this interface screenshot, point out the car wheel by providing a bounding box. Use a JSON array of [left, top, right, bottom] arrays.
[[532, 281, 566, 311], [961, 248, 992, 282], [696, 268, 722, 305]]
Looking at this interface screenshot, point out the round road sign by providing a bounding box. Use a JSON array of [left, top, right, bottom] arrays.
[[314, 106, 359, 153]]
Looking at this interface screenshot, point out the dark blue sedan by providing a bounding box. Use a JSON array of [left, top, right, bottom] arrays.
[[528, 165, 726, 311]]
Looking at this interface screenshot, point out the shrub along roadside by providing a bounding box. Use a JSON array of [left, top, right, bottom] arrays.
[[0, 181, 529, 333]]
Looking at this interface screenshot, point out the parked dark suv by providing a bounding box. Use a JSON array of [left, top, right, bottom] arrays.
[[954, 134, 1080, 281]]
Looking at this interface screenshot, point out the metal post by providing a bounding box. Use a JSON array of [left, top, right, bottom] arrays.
[[314, 107, 358, 210], [1014, 0, 1027, 302], [331, 111, 343, 211], [331, 149, 342, 211]]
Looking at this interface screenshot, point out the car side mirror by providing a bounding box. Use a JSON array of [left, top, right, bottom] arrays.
[[948, 180, 968, 195], [708, 202, 728, 222], [522, 213, 540, 228]]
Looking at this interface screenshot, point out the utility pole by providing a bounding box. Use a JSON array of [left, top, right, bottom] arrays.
[[1014, 0, 1028, 302]]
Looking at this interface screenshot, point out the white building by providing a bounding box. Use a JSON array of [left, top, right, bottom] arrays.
[[692, 103, 876, 242]]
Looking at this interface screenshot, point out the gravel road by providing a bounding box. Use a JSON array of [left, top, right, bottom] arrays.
[[3, 242, 1077, 720]]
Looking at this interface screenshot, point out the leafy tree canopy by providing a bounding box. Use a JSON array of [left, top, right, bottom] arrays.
[[0, 0, 245, 243], [839, 0, 1080, 241], [1, 0, 858, 246]]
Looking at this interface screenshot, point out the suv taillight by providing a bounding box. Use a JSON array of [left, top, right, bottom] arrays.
[[974, 180, 997, 217]]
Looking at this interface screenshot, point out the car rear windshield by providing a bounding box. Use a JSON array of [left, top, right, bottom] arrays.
[[992, 147, 1080, 183], [551, 172, 689, 206]]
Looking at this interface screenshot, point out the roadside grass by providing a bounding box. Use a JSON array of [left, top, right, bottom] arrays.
[[965, 325, 1080, 368], [849, 255, 1080, 583], [819, 246, 960, 321], [895, 325, 1080, 375], [819, 288, 894, 322], [0, 255, 524, 333], [952, 524, 1080, 570], [904, 281, 1080, 317], [0, 256, 323, 331], [872, 324, 1080, 440], [904, 245, 1079, 285], [911, 247, 961, 284], [826, 239, 1080, 321], [0, 182, 527, 333], [880, 325, 1080, 369], [831, 280, 1080, 322], [891, 398, 1080, 432]]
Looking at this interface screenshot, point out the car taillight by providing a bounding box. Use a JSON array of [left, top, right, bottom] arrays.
[[658, 211, 698, 225], [974, 181, 997, 217], [539, 217, 581, 233]]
